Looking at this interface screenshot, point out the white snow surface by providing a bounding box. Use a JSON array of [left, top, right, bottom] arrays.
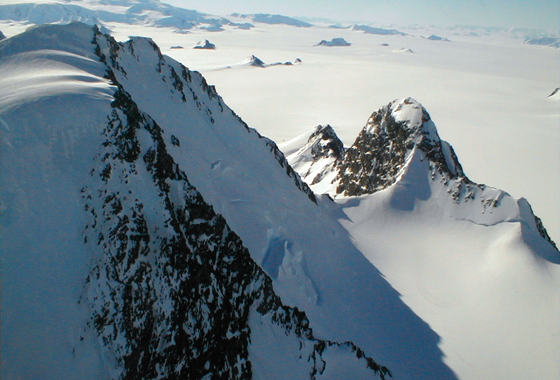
[[1, 4, 557, 250], [0, 22, 116, 380], [97, 26, 454, 380], [154, 22, 558, 245], [338, 182, 560, 380]]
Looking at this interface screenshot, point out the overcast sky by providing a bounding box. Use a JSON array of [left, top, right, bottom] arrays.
[[165, 0, 559, 32]]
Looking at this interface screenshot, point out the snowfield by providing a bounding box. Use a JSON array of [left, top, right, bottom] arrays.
[[339, 191, 559, 380], [283, 97, 559, 379]]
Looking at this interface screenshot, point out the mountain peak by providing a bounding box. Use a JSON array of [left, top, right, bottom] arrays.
[[388, 97, 433, 130], [335, 97, 464, 197], [285, 97, 558, 254], [283, 125, 344, 194], [306, 124, 345, 161], [243, 54, 265, 67]]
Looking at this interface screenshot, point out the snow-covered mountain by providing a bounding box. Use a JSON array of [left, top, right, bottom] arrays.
[[0, 22, 463, 380], [1, 2, 558, 377], [315, 38, 351, 47], [230, 13, 313, 28], [284, 98, 560, 379], [0, 0, 228, 31], [286, 98, 557, 255]]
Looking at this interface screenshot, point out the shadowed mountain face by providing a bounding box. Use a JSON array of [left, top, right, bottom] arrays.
[[81, 75, 390, 380], [1, 22, 456, 380]]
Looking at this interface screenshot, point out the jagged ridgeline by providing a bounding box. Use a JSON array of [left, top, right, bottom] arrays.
[[335, 98, 465, 196], [332, 98, 557, 249], [81, 26, 390, 379]]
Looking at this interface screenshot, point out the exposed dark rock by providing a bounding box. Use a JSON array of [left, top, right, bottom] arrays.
[[525, 36, 559, 48], [83, 36, 387, 377], [335, 98, 464, 196], [315, 38, 351, 47], [245, 54, 265, 67], [425, 35, 450, 41], [351, 25, 405, 36], [307, 125, 345, 161], [193, 39, 216, 49]]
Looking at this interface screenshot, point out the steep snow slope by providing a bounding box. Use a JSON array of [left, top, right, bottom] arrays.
[[0, 22, 380, 380], [285, 98, 560, 380], [83, 25, 456, 380], [0, 22, 115, 380], [0, 23, 454, 380]]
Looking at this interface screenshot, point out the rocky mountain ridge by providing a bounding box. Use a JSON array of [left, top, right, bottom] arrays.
[[86, 23, 391, 379], [287, 97, 558, 254], [81, 54, 388, 379]]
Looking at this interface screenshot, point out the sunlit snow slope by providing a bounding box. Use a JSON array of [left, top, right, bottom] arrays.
[[285, 98, 560, 380], [1, 22, 457, 380]]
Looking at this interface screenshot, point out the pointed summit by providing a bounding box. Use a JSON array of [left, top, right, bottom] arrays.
[[304, 125, 345, 161], [243, 54, 265, 67], [284, 125, 344, 194], [335, 97, 464, 196], [193, 39, 215, 49]]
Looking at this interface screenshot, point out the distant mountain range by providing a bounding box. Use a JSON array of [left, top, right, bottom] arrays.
[[0, 1, 315, 32], [1, 0, 556, 43]]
